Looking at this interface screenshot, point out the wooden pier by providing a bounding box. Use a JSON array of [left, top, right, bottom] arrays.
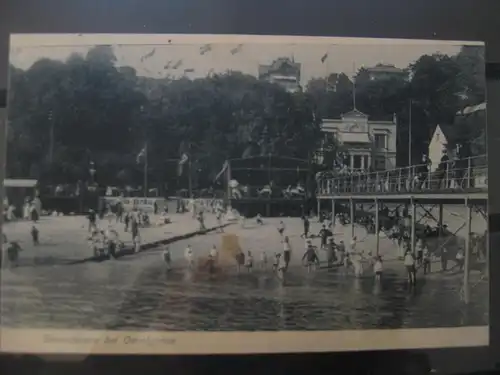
[[317, 155, 488, 304]]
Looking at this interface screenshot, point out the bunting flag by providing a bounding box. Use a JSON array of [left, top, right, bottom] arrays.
[[214, 161, 229, 182], [200, 44, 212, 55], [172, 59, 183, 69], [140, 48, 156, 62], [184, 68, 195, 74], [230, 44, 243, 55], [321, 53, 328, 63], [177, 153, 189, 176], [136, 144, 147, 164], [164, 60, 172, 69]]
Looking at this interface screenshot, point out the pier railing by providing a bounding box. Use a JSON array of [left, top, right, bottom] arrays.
[[317, 154, 487, 196]]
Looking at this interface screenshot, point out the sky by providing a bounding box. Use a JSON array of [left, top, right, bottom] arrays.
[[8, 34, 480, 86]]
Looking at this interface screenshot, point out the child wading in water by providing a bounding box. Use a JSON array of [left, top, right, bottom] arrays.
[[373, 256, 383, 281], [302, 243, 320, 273], [133, 233, 141, 253], [272, 252, 280, 272], [277, 252, 287, 282], [282, 236, 292, 269], [236, 250, 245, 273], [245, 251, 253, 272], [31, 225, 39, 246], [162, 246, 172, 270], [185, 245, 194, 269]]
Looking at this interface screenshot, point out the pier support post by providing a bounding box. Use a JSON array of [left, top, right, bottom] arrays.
[[438, 204, 444, 236], [350, 199, 355, 239], [375, 199, 380, 256], [411, 199, 416, 256], [464, 200, 472, 304], [331, 199, 335, 232]]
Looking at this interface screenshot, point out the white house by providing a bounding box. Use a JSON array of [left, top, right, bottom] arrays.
[[428, 124, 450, 172], [321, 109, 397, 171]]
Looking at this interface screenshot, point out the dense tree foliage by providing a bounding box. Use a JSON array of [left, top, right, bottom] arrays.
[[7, 46, 320, 190], [6, 45, 485, 191], [306, 46, 486, 164]]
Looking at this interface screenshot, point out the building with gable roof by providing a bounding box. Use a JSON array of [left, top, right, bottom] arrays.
[[258, 57, 301, 93], [365, 63, 407, 81], [320, 109, 398, 171]]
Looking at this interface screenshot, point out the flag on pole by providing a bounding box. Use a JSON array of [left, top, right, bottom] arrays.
[[177, 153, 189, 176], [200, 44, 212, 55], [230, 44, 243, 55], [321, 53, 328, 63], [214, 161, 229, 182], [136, 144, 147, 164]]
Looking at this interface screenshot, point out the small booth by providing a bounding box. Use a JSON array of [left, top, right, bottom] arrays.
[[3, 179, 39, 218]]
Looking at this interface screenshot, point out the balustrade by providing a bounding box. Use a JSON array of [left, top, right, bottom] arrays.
[[317, 155, 487, 196]]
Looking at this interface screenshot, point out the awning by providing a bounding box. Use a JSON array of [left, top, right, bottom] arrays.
[[456, 102, 486, 115], [338, 132, 371, 143], [3, 179, 38, 188]]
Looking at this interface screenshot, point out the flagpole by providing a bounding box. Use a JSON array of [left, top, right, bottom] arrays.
[[352, 62, 357, 110], [143, 142, 148, 197], [188, 143, 193, 198], [408, 99, 412, 166]]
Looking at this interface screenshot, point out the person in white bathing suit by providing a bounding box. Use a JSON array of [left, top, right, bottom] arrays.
[[185, 244, 194, 269]]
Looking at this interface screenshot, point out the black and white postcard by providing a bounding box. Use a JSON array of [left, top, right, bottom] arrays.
[[0, 34, 488, 354]]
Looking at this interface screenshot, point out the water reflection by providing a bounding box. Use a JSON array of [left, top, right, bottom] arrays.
[[1, 260, 488, 331]]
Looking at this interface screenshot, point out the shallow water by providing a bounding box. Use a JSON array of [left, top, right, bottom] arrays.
[[1, 241, 488, 331]]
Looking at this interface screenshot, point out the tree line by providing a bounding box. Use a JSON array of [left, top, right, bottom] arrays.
[[6, 44, 485, 191]]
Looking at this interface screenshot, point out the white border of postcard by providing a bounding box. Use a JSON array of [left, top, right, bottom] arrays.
[[0, 327, 489, 354], [2, 33, 488, 354]]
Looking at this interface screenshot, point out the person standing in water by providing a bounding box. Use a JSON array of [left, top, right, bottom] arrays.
[[185, 245, 194, 269], [318, 224, 332, 250], [455, 248, 465, 272], [423, 247, 431, 274], [236, 250, 245, 273], [277, 252, 287, 282], [210, 244, 218, 264], [131, 216, 139, 242], [133, 232, 141, 254], [441, 246, 449, 272], [204, 253, 217, 276], [416, 239, 424, 266], [373, 256, 383, 281], [350, 236, 358, 253], [325, 237, 336, 267], [245, 251, 253, 272], [162, 246, 172, 270], [272, 252, 280, 272], [30, 225, 39, 246], [123, 212, 130, 232], [404, 250, 417, 285], [302, 243, 320, 273], [282, 236, 292, 269]]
